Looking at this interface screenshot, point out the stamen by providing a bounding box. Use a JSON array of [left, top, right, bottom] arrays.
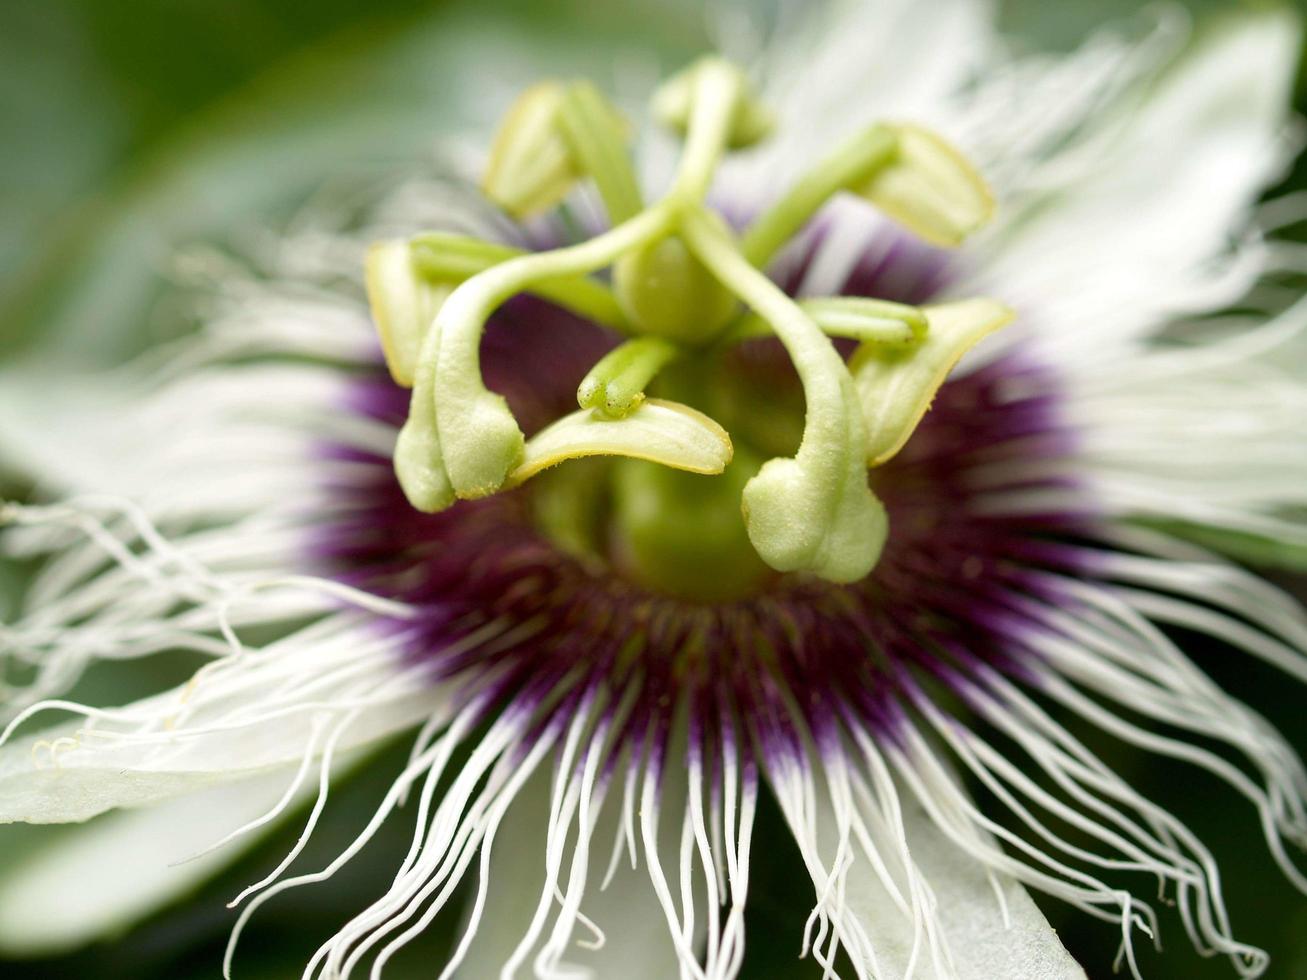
[[505, 399, 733, 487], [367, 234, 632, 392], [726, 296, 929, 347], [410, 204, 673, 501], [482, 80, 637, 224], [741, 124, 899, 269], [482, 82, 578, 218], [411, 233, 628, 332], [555, 80, 644, 223], [855, 124, 996, 248], [363, 241, 452, 389], [366, 54, 1009, 585], [852, 298, 1014, 465]]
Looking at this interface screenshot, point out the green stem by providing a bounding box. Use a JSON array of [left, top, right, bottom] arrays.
[[431, 204, 676, 497], [409, 233, 519, 278], [670, 62, 742, 202], [577, 336, 682, 418], [740, 124, 897, 268], [681, 206, 885, 581], [682, 209, 849, 461], [412, 233, 628, 332], [722, 296, 927, 348], [557, 81, 644, 224]]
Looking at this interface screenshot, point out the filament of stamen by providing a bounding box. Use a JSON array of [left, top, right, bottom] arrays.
[[669, 60, 746, 202], [741, 124, 898, 268]]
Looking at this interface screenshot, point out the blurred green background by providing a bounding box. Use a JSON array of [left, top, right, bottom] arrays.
[[1, 1, 1305, 977]]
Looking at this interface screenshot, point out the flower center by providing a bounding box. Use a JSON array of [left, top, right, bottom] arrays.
[[363, 55, 1013, 596], [319, 338, 1076, 693]]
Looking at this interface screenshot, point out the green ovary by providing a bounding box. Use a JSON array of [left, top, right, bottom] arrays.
[[613, 234, 738, 344], [611, 449, 771, 601], [533, 439, 772, 602]]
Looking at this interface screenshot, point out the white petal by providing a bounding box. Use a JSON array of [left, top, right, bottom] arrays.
[[455, 763, 694, 978], [0, 768, 307, 954], [974, 13, 1300, 361], [1068, 300, 1307, 546], [720, 0, 994, 199], [0, 664, 437, 825], [0, 367, 136, 493], [0, 359, 356, 511], [829, 792, 1085, 980]]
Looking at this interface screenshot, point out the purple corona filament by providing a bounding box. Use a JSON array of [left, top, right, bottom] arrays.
[[316, 235, 1083, 777]]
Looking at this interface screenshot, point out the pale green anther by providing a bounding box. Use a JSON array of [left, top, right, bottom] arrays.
[[483, 82, 578, 218], [364, 240, 452, 388], [741, 124, 898, 268], [432, 205, 674, 499], [853, 297, 1014, 466], [855, 123, 995, 248], [577, 336, 682, 418], [482, 79, 641, 224], [505, 398, 732, 487], [370, 233, 631, 388], [409, 233, 523, 280], [654, 57, 773, 153], [727, 296, 928, 348], [556, 81, 643, 223], [680, 207, 887, 583], [804, 298, 929, 346]]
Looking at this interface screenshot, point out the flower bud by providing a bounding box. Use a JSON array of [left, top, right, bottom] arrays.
[[856, 124, 994, 247]]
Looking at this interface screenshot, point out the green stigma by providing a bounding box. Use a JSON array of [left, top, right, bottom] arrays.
[[364, 54, 1011, 587]]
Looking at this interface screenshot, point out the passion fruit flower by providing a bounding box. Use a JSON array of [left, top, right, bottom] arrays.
[[1, 3, 1305, 978]]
